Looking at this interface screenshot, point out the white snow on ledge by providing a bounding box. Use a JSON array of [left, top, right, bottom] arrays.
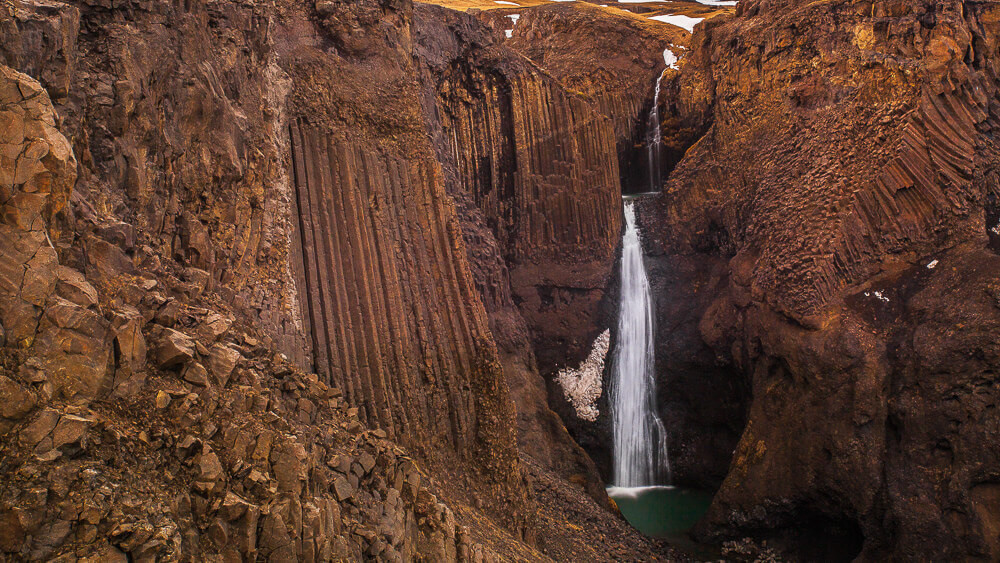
[[494, 0, 519, 5], [663, 47, 678, 69], [554, 330, 609, 422], [649, 14, 703, 33], [504, 13, 520, 38]]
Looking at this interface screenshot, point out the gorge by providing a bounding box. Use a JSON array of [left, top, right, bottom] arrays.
[[2, 0, 1000, 561]]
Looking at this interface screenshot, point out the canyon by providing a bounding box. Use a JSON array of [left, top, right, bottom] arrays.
[[1, 0, 999, 561]]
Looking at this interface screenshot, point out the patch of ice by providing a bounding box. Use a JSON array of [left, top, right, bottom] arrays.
[[649, 13, 703, 33], [554, 329, 609, 422], [663, 47, 678, 69], [926, 259, 939, 269]]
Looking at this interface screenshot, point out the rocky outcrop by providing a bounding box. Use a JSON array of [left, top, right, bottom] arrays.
[[0, 64, 112, 406], [0, 0, 535, 558], [641, 0, 1000, 558]]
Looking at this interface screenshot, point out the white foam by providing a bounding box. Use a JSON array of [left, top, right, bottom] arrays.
[[607, 485, 676, 500]]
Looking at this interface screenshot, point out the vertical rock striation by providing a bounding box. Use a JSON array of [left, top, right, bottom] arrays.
[[0, 0, 540, 558], [416, 6, 622, 378], [504, 3, 690, 191]]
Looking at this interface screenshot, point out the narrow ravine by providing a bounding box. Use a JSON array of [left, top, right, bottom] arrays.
[[646, 74, 665, 192]]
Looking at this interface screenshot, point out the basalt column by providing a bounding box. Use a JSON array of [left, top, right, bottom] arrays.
[[443, 70, 623, 376], [412, 5, 622, 498], [287, 121, 523, 507], [416, 10, 624, 473], [640, 0, 1000, 558]]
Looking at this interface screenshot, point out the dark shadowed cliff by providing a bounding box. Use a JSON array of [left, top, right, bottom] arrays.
[[638, 0, 1000, 558]]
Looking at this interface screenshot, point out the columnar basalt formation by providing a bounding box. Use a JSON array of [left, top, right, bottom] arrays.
[[503, 3, 689, 191], [412, 4, 619, 499], [0, 0, 539, 557], [0, 0, 692, 559], [286, 121, 524, 499], [277, 0, 532, 529], [639, 0, 1000, 558]]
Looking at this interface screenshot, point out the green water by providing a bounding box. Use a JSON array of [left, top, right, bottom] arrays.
[[608, 485, 715, 554]]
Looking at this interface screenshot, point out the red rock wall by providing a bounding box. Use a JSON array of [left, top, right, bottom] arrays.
[[505, 3, 688, 191], [430, 41, 622, 379]]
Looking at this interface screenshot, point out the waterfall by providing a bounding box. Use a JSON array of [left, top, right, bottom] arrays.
[[610, 201, 670, 487], [646, 72, 665, 192]]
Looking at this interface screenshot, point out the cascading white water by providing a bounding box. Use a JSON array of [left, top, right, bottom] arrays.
[[646, 72, 665, 192], [610, 201, 670, 487]]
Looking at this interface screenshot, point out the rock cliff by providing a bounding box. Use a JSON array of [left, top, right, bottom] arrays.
[[412, 3, 623, 499], [0, 0, 684, 560], [640, 0, 1000, 558], [504, 2, 688, 192]]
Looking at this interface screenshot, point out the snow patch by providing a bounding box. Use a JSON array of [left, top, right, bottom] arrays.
[[663, 47, 678, 69], [494, 0, 519, 4], [864, 290, 890, 303], [649, 13, 703, 33], [926, 259, 939, 269], [554, 330, 609, 422], [504, 13, 520, 38]]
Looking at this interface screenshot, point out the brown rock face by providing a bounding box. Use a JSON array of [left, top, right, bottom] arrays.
[[414, 3, 622, 382], [0, 0, 547, 558], [504, 2, 688, 192], [0, 63, 112, 405], [640, 0, 1000, 558], [279, 0, 530, 531], [412, 3, 621, 499]]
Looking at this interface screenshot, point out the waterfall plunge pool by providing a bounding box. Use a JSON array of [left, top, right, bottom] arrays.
[[607, 485, 717, 558], [607, 485, 712, 539]]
